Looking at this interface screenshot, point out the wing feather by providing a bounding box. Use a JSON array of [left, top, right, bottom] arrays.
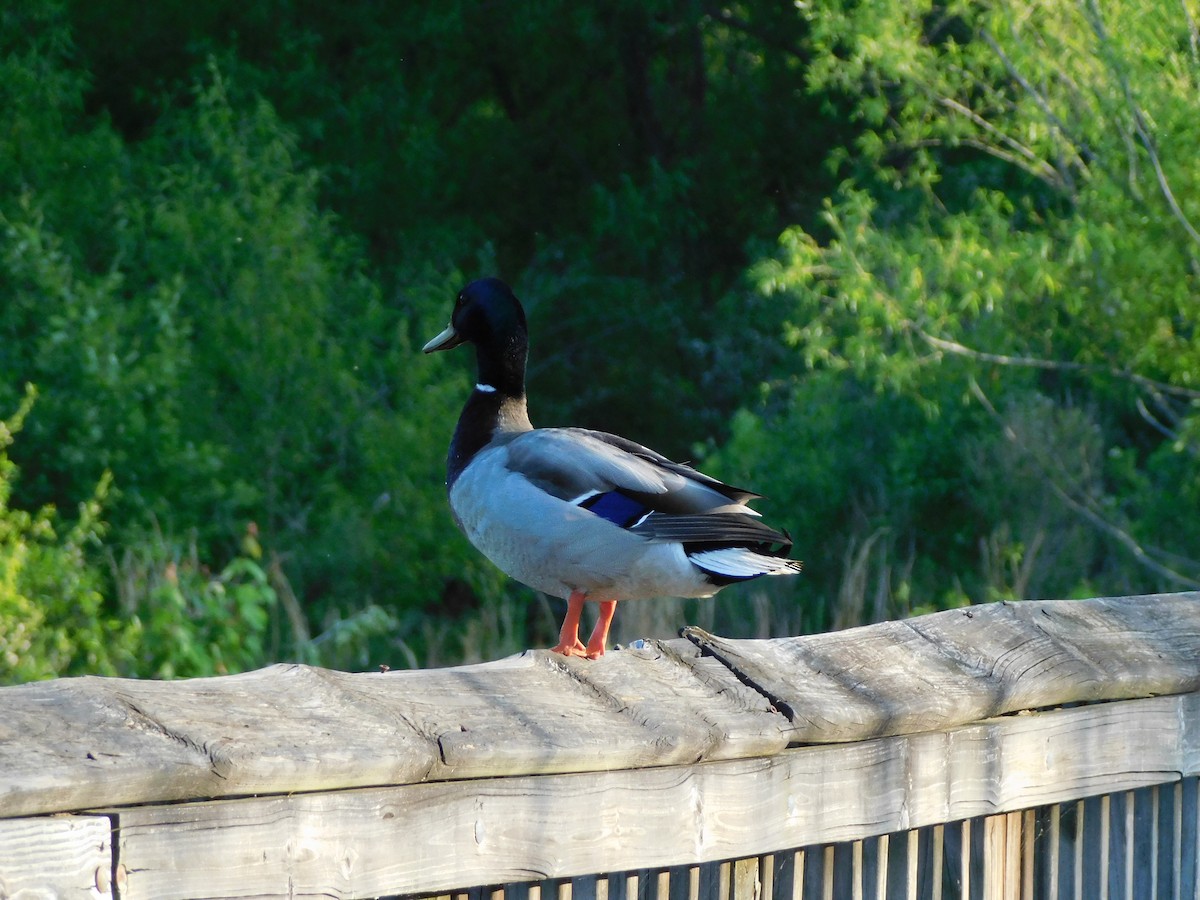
[[503, 427, 757, 514], [630, 513, 791, 549]]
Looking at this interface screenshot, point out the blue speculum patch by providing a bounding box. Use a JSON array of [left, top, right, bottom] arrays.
[[580, 491, 649, 528]]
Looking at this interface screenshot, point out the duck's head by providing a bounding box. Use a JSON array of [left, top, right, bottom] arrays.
[[424, 278, 529, 396], [423, 278, 527, 356]]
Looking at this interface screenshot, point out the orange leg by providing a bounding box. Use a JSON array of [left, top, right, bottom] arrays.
[[584, 599, 618, 659], [550, 590, 588, 656]]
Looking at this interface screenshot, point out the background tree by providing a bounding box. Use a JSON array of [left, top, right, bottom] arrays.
[[717, 0, 1200, 627], [1, 0, 1196, 681]]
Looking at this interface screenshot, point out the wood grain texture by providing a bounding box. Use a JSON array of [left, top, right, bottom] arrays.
[[682, 592, 1200, 743], [1, 593, 1197, 821], [113, 693, 1200, 900], [0, 639, 783, 818], [0, 815, 112, 898]]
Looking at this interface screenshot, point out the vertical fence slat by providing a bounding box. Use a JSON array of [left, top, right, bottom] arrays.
[[930, 825, 945, 900], [983, 812, 1022, 900], [1021, 809, 1035, 900], [791, 851, 805, 900], [1100, 795, 1112, 900], [961, 820, 972, 900], [1007, 812, 1023, 900], [1046, 803, 1062, 900], [906, 830, 919, 900], [758, 856, 773, 900], [984, 816, 1001, 900], [878, 833, 891, 900]]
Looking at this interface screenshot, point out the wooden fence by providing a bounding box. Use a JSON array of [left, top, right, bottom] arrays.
[[2, 592, 1199, 900]]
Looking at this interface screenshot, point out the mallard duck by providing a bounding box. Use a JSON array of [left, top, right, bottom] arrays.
[[424, 278, 802, 658]]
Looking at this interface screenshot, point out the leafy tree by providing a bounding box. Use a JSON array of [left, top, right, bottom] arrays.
[[1, 6, 484, 671], [61, 0, 853, 458], [7, 0, 1199, 680], [0, 387, 134, 682], [723, 0, 1200, 626]]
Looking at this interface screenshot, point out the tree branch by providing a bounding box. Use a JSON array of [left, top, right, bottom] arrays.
[[904, 136, 1064, 191], [935, 96, 1066, 189], [1083, 0, 1200, 249], [980, 27, 1092, 179], [918, 329, 1200, 400]]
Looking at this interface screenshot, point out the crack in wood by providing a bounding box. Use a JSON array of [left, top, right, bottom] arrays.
[[678, 626, 798, 723], [116, 696, 230, 780]]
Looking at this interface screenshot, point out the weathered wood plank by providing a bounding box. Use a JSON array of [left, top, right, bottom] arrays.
[[0, 814, 112, 898], [113, 693, 1200, 900], [683, 593, 1200, 743], [0, 641, 784, 818], [3, 594, 1198, 822]]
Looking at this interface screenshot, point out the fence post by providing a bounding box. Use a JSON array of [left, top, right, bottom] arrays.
[[983, 811, 1026, 900]]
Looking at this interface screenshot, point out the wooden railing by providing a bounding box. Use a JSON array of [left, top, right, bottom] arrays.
[[2, 592, 1199, 899]]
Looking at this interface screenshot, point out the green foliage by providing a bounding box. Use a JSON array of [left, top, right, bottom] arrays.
[[0, 387, 134, 682], [3, 0, 1199, 683], [61, 0, 849, 459], [0, 7, 489, 675], [109, 529, 280, 679], [727, 0, 1200, 621]]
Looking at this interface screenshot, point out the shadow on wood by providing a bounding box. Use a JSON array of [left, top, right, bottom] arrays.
[[2, 592, 1198, 899]]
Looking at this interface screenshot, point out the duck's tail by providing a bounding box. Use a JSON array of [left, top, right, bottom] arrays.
[[688, 546, 804, 586]]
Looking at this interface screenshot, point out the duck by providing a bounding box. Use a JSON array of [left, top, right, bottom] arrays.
[[424, 277, 802, 658]]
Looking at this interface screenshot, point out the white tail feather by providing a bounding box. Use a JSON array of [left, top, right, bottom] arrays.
[[688, 547, 803, 579]]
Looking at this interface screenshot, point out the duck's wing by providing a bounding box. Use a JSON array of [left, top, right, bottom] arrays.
[[571, 429, 763, 505], [502, 427, 792, 550], [503, 428, 751, 507]]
